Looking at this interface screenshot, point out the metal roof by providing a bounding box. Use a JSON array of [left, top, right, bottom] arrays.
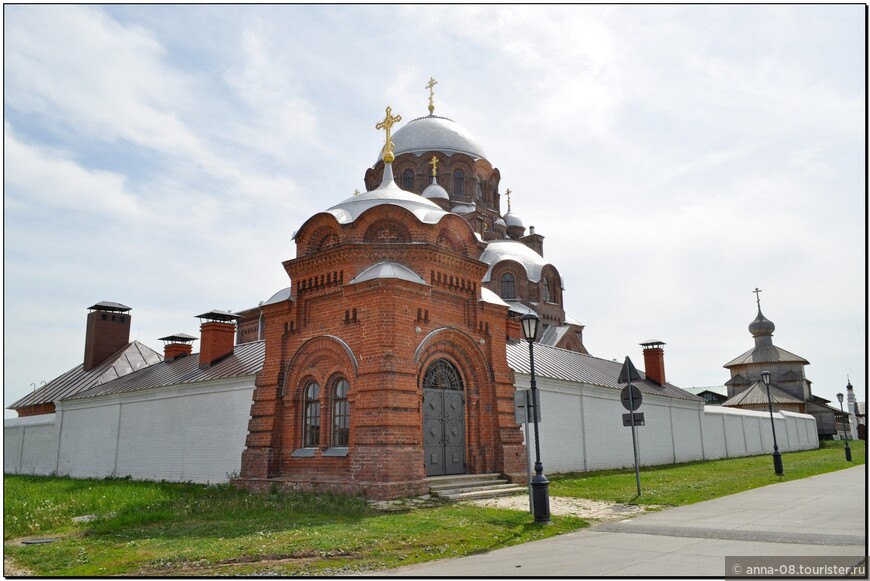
[[539, 324, 571, 347], [684, 386, 728, 397], [349, 261, 428, 285], [506, 342, 703, 402], [721, 382, 805, 407], [724, 344, 810, 368], [389, 114, 487, 161], [87, 301, 131, 312], [158, 333, 197, 343], [480, 239, 549, 283], [195, 310, 241, 322], [65, 340, 265, 401], [9, 341, 163, 409]]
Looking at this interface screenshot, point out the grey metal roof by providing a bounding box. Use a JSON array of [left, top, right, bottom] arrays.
[[316, 164, 450, 230], [349, 261, 428, 285], [506, 342, 703, 402], [480, 239, 549, 283], [721, 382, 804, 407], [158, 333, 197, 343], [480, 287, 510, 308], [65, 340, 265, 401], [539, 324, 571, 347], [262, 287, 293, 306], [723, 344, 810, 368], [195, 309, 241, 322], [422, 178, 449, 200], [9, 341, 163, 409], [389, 114, 487, 161], [684, 385, 728, 397], [87, 301, 131, 312]]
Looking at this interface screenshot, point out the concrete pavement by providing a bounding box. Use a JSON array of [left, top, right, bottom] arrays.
[[378, 464, 866, 577]]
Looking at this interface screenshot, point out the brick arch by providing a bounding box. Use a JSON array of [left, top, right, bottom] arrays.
[[414, 327, 496, 475], [489, 260, 527, 301], [539, 264, 562, 304], [304, 225, 341, 255], [436, 227, 468, 256], [293, 213, 342, 258], [432, 214, 479, 257], [362, 218, 411, 244], [280, 335, 358, 455]]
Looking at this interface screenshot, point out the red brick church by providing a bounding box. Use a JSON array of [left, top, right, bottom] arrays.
[[235, 83, 587, 499]]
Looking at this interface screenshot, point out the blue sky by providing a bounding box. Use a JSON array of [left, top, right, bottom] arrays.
[[3, 5, 865, 416]]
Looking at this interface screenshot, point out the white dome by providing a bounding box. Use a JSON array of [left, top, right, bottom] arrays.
[[503, 212, 524, 228], [422, 182, 449, 201], [387, 115, 487, 161], [495, 217, 507, 227], [480, 239, 549, 283]]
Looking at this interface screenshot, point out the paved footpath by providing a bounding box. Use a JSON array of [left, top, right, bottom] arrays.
[[378, 464, 866, 577]]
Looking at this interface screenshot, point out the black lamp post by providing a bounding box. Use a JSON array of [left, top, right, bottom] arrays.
[[761, 371, 784, 475], [836, 393, 853, 462], [520, 313, 551, 524]]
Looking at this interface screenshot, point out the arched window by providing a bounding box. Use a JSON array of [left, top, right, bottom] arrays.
[[501, 272, 516, 299], [454, 170, 464, 196], [333, 378, 350, 447], [423, 359, 463, 391], [542, 278, 551, 302], [303, 381, 320, 448], [403, 169, 414, 191]]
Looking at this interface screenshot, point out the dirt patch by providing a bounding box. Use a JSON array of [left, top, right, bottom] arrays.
[[465, 495, 656, 521], [4, 555, 35, 577]]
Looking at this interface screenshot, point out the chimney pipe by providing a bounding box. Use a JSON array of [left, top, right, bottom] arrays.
[[640, 340, 666, 385], [195, 310, 240, 367], [159, 333, 197, 361], [83, 302, 132, 371]]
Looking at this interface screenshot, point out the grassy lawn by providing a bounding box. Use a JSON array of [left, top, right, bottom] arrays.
[[551, 440, 865, 506], [3, 477, 586, 576], [4, 441, 863, 576]]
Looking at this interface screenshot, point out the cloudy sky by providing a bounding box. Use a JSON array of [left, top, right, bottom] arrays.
[[4, 5, 865, 416]]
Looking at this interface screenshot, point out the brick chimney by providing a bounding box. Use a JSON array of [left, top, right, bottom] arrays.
[[640, 340, 666, 385], [83, 302, 132, 371], [196, 310, 240, 368], [520, 225, 544, 257], [159, 333, 197, 361]]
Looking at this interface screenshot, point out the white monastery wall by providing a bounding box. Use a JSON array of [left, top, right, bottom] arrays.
[[515, 373, 818, 474], [7, 377, 255, 484], [4, 414, 59, 475]]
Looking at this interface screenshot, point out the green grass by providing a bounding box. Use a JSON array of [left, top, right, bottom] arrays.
[[5, 441, 863, 575], [3, 477, 585, 576], [551, 440, 865, 506]]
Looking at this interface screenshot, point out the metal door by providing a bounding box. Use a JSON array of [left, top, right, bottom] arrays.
[[423, 388, 465, 476], [422, 359, 466, 476]]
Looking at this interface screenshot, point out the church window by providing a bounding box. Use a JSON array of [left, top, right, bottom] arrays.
[[454, 170, 464, 196], [403, 169, 414, 191], [542, 279, 551, 302], [332, 378, 350, 447], [423, 359, 463, 391], [303, 381, 321, 447], [501, 272, 516, 299]]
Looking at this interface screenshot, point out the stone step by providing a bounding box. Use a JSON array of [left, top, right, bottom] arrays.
[[425, 472, 503, 485], [428, 478, 510, 492], [430, 481, 517, 496], [440, 486, 528, 501]]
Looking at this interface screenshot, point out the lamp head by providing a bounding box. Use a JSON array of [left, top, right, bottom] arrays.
[[760, 370, 771, 387], [837, 392, 844, 404], [520, 313, 540, 343]]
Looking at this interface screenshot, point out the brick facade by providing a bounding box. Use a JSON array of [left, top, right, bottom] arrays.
[[236, 170, 526, 499]]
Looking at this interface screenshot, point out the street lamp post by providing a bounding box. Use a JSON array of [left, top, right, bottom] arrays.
[[836, 393, 853, 462], [760, 371, 784, 475], [520, 313, 551, 524]]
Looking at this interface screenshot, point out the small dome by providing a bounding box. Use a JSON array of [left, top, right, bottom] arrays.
[[480, 239, 549, 283], [387, 114, 487, 161], [495, 217, 506, 227], [749, 309, 775, 337], [422, 179, 449, 201], [452, 203, 476, 215], [503, 212, 524, 228]]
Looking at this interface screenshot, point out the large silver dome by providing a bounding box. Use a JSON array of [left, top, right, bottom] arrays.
[[387, 114, 488, 160]]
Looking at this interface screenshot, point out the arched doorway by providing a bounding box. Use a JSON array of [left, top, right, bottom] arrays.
[[422, 358, 466, 476]]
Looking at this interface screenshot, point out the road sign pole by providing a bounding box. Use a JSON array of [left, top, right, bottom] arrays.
[[627, 380, 641, 497], [525, 390, 533, 514]]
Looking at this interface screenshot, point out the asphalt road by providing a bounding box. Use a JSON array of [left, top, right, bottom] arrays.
[[377, 464, 867, 577]]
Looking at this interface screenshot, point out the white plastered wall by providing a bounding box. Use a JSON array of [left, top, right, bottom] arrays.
[[7, 376, 256, 484], [514, 373, 818, 474]]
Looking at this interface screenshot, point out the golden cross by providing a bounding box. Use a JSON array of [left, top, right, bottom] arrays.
[[429, 155, 440, 177], [425, 77, 438, 113], [375, 106, 402, 163], [505, 188, 512, 213], [752, 287, 762, 309]]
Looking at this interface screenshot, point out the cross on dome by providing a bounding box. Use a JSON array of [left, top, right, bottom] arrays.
[[425, 77, 438, 114], [506, 188, 512, 213], [376, 106, 402, 163], [429, 155, 440, 177], [752, 287, 762, 309]]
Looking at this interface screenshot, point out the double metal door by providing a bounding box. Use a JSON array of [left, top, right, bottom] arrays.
[[423, 388, 465, 476]]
